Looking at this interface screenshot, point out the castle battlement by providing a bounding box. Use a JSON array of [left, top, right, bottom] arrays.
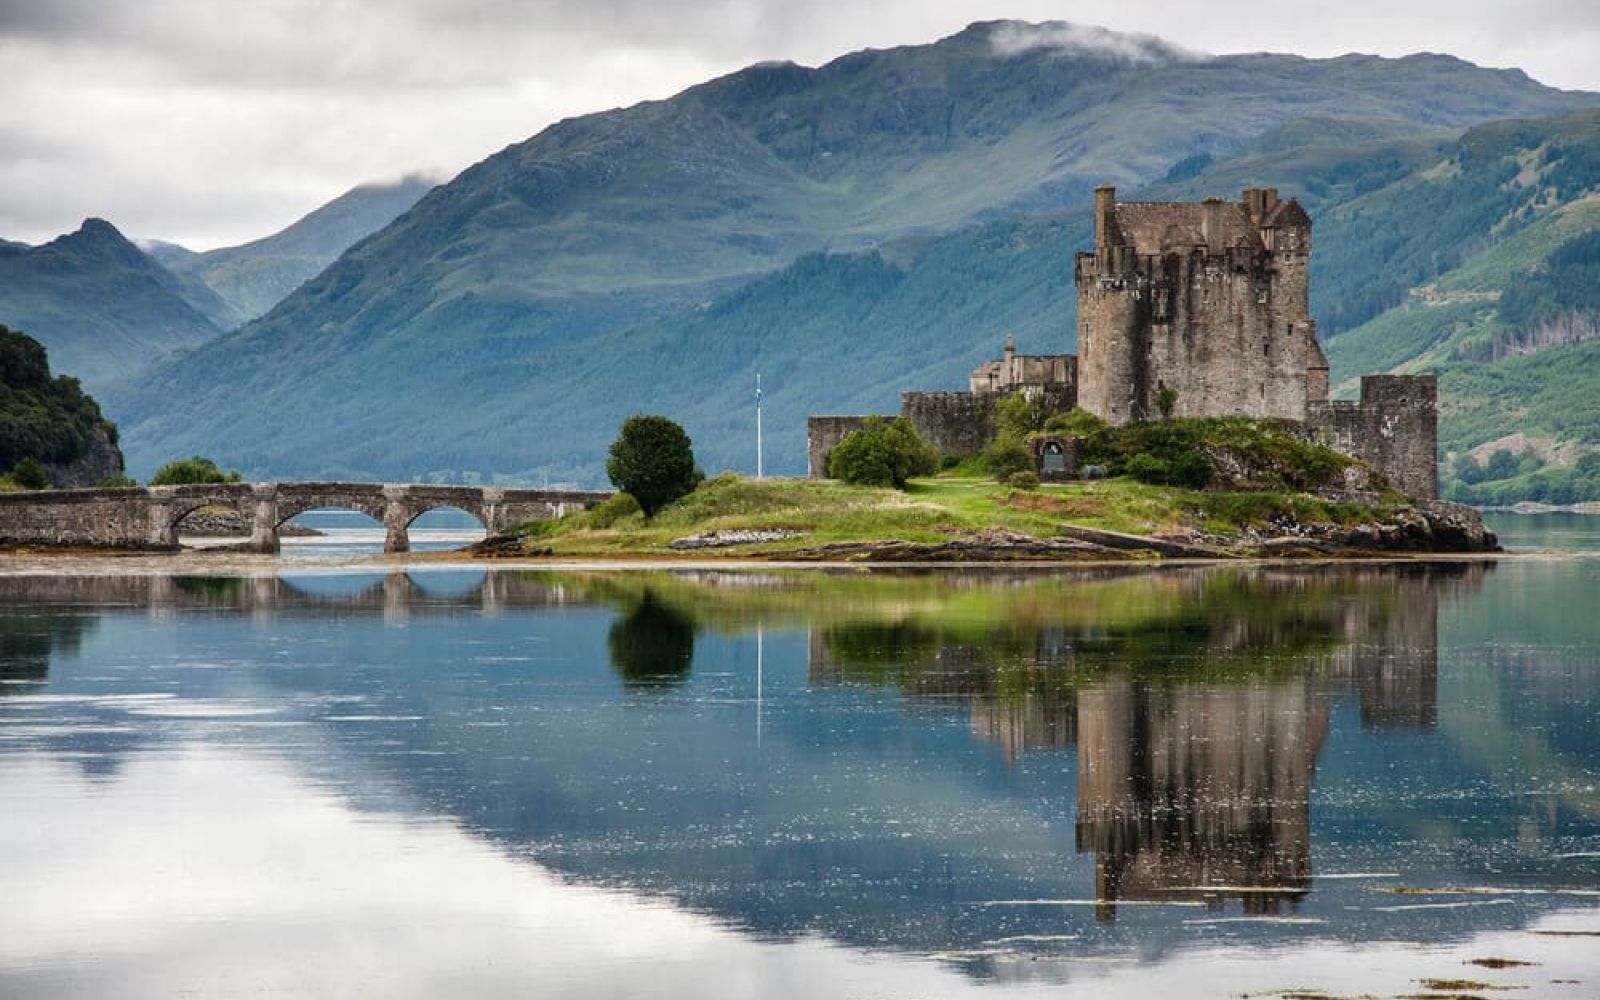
[[1076, 185, 1326, 425]]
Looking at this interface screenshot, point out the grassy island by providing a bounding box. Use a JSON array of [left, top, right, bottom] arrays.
[[494, 413, 1492, 561], [504, 473, 1414, 561]]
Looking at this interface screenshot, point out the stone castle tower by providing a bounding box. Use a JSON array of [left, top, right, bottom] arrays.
[[1076, 186, 1331, 424]]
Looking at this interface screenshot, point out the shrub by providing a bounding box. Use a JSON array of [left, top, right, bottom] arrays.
[[1124, 453, 1172, 485], [1041, 407, 1110, 439], [994, 392, 1049, 442], [605, 415, 702, 517], [982, 438, 1034, 481], [587, 491, 643, 529], [1008, 470, 1040, 490], [149, 456, 242, 486], [1170, 451, 1212, 489], [98, 474, 137, 488], [10, 456, 49, 490], [1156, 385, 1178, 420], [827, 416, 939, 489]]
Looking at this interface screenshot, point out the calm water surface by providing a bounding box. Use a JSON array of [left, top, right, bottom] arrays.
[[2, 547, 1598, 997]]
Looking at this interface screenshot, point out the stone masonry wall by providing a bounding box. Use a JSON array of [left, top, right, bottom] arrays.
[[901, 392, 999, 457], [807, 415, 874, 478], [1307, 375, 1438, 499]]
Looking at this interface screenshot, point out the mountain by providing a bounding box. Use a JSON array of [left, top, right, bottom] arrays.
[[0, 219, 225, 389], [106, 20, 1598, 483], [152, 176, 434, 324]]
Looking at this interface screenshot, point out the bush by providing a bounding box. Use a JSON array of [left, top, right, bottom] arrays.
[[826, 416, 938, 489], [982, 438, 1034, 481], [1123, 450, 1211, 489], [1041, 407, 1110, 439], [1008, 470, 1040, 490], [994, 392, 1050, 442], [149, 456, 242, 486], [98, 474, 137, 488], [605, 415, 702, 517], [587, 491, 643, 529], [1124, 453, 1172, 485], [10, 456, 49, 490]]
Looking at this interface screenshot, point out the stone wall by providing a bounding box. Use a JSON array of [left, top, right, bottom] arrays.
[[0, 482, 611, 552], [1307, 375, 1438, 499], [806, 415, 874, 478], [901, 392, 999, 457], [0, 487, 161, 548]]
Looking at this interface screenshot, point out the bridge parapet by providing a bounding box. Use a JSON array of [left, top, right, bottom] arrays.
[[0, 482, 611, 553]]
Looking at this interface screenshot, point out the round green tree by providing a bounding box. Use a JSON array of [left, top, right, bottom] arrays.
[[605, 415, 701, 518]]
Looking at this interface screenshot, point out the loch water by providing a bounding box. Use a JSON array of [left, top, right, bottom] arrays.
[[2, 545, 1599, 997]]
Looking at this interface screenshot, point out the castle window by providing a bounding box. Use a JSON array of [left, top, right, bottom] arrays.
[[1263, 342, 1270, 357]]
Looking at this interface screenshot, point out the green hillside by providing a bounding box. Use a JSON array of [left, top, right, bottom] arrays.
[[106, 20, 1598, 483], [0, 220, 225, 389], [1317, 111, 1600, 503]]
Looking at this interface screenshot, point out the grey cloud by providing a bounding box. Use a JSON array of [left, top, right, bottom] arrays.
[[0, 0, 1596, 249]]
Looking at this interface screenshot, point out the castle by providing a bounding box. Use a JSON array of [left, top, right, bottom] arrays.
[[808, 186, 1438, 498]]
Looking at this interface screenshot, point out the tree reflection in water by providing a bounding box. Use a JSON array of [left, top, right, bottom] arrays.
[[608, 590, 697, 689]]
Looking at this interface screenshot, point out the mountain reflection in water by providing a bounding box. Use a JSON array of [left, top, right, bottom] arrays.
[[2, 562, 1598, 998]]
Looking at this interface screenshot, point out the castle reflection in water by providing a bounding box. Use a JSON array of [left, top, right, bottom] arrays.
[[807, 565, 1483, 920], [2, 563, 1488, 927]]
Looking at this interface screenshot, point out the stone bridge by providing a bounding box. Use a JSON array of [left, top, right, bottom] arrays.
[[0, 482, 611, 553]]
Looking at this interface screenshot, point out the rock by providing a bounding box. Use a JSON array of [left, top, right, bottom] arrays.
[[668, 529, 805, 550], [1416, 499, 1500, 552], [44, 425, 123, 488]]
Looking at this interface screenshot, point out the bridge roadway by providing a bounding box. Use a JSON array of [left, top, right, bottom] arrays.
[[0, 481, 612, 553]]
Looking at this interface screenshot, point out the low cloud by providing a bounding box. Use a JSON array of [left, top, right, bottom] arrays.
[[988, 20, 1208, 63]]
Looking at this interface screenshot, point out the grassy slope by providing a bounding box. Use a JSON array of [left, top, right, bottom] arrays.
[[516, 473, 1394, 558]]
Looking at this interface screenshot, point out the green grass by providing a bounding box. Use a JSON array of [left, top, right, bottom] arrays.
[[512, 471, 1395, 557]]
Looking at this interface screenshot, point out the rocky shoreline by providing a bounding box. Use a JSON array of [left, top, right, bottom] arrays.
[[469, 499, 1499, 562]]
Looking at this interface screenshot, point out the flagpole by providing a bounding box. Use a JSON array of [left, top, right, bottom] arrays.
[[756, 372, 764, 479]]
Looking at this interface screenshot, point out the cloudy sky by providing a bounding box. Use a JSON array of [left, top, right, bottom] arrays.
[[3, 0, 1597, 250]]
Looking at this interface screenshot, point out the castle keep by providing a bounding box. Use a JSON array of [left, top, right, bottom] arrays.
[[1078, 186, 1329, 423], [807, 186, 1438, 498]]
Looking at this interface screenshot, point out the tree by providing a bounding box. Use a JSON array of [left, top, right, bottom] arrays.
[[826, 416, 938, 489], [149, 456, 242, 486], [10, 457, 49, 490], [605, 415, 701, 517]]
